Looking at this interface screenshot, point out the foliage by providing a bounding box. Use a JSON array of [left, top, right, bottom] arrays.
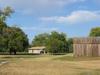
[[67, 38, 73, 53], [46, 31, 68, 53], [0, 6, 14, 21], [32, 31, 69, 53], [32, 33, 49, 46], [7, 27, 29, 52], [89, 27, 100, 37], [0, 7, 29, 53]]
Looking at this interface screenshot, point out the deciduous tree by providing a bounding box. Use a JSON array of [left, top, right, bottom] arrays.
[[89, 27, 100, 37]]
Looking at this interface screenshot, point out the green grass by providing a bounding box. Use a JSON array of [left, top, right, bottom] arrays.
[[79, 70, 100, 75], [53, 53, 100, 61]]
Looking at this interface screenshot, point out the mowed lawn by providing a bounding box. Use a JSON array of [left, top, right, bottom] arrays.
[[0, 54, 100, 75]]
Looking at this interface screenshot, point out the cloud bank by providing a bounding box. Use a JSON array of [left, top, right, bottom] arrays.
[[0, 0, 85, 15], [0, 0, 85, 7], [40, 10, 100, 24]]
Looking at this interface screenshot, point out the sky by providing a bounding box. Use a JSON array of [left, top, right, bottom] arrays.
[[0, 0, 100, 43]]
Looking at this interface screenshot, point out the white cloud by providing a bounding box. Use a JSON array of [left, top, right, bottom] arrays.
[[40, 10, 100, 24], [0, 0, 85, 15], [0, 0, 85, 7]]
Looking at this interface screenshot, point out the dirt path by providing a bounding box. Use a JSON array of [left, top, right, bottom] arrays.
[[0, 61, 9, 66]]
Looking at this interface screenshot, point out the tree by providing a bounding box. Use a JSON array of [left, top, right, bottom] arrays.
[[0, 6, 13, 35], [89, 27, 100, 37], [32, 31, 69, 54], [46, 31, 68, 53], [0, 7, 29, 54], [32, 33, 49, 46], [8, 26, 29, 52], [67, 38, 73, 53], [0, 6, 14, 21]]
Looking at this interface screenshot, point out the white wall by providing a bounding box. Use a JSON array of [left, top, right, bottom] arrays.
[[29, 50, 33, 53], [33, 50, 43, 54], [28, 49, 43, 54]]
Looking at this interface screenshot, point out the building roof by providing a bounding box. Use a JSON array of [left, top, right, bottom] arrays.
[[28, 46, 45, 50]]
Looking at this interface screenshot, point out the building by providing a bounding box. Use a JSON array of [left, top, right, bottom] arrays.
[[28, 46, 46, 54], [73, 37, 100, 57]]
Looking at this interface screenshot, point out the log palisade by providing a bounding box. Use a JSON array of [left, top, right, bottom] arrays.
[[73, 37, 100, 57]]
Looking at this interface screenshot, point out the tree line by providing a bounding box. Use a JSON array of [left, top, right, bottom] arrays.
[[32, 32, 71, 54], [0, 7, 100, 54], [32, 26, 100, 54], [0, 7, 29, 54]]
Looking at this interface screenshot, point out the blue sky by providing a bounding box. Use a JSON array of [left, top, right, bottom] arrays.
[[0, 0, 100, 43]]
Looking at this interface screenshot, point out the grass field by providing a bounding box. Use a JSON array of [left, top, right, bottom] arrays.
[[0, 54, 100, 75]]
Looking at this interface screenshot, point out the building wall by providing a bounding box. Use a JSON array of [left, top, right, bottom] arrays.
[[28, 49, 44, 54], [33, 50, 43, 54], [29, 50, 33, 53], [73, 38, 100, 57]]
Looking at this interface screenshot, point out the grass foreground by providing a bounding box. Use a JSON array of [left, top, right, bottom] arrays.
[[0, 54, 100, 75]]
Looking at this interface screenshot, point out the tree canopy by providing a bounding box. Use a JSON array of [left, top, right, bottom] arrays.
[[0, 7, 29, 53], [67, 38, 73, 53], [32, 33, 49, 46], [0, 6, 14, 22], [32, 31, 69, 54], [89, 27, 100, 37]]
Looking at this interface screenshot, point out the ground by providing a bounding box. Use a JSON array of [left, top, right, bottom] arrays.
[[0, 54, 100, 75]]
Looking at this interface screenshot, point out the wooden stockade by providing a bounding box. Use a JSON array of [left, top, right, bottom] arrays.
[[73, 37, 100, 57]]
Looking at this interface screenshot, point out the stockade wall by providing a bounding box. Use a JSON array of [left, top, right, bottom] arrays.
[[73, 37, 100, 57]]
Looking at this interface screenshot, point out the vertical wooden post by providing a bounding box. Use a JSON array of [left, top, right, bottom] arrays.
[[73, 37, 100, 57]]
